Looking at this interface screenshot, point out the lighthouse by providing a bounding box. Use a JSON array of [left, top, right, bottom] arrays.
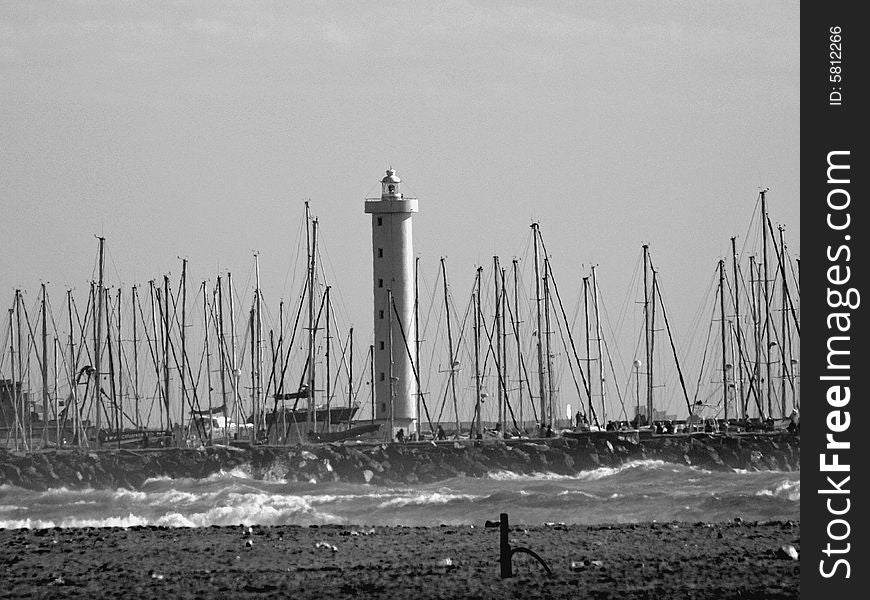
[[364, 169, 419, 440]]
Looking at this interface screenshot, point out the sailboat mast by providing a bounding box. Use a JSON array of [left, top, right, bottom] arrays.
[[254, 253, 263, 438], [473, 267, 482, 438], [15, 295, 26, 450], [778, 225, 789, 416], [325, 285, 332, 431], [228, 272, 240, 438], [749, 256, 760, 418], [500, 266, 508, 436], [132, 286, 139, 430], [718, 259, 728, 420], [414, 256, 421, 440], [591, 265, 606, 425], [512, 259, 523, 434], [180, 259, 188, 436], [7, 308, 15, 450], [642, 244, 651, 425], [248, 307, 255, 443], [542, 259, 555, 428], [440, 258, 460, 439], [760, 189, 773, 417], [94, 237, 105, 448], [348, 327, 353, 431], [67, 290, 79, 447], [730, 237, 745, 418], [493, 256, 502, 436], [216, 276, 228, 443], [583, 276, 592, 423], [116, 288, 124, 436], [41, 283, 49, 446], [531, 223, 547, 431], [53, 336, 59, 447], [162, 275, 171, 432], [278, 300, 285, 401], [647, 262, 664, 423], [149, 281, 163, 430], [307, 213, 318, 431], [113, 289, 122, 435], [203, 281, 213, 445], [104, 288, 117, 442]]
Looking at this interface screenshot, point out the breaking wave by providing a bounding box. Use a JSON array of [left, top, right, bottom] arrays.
[[0, 461, 799, 529], [755, 479, 800, 502], [378, 492, 482, 509]]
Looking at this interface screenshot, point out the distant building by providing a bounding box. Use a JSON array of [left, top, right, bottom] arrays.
[[634, 405, 676, 424]]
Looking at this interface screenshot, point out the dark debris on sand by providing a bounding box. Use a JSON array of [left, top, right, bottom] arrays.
[[0, 520, 799, 599]]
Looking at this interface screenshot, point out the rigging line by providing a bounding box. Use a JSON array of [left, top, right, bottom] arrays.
[[539, 236, 591, 394], [612, 252, 643, 344], [71, 291, 93, 377], [670, 266, 717, 397], [258, 277, 307, 437], [651, 271, 693, 417], [542, 257, 594, 415], [646, 260, 689, 409], [40, 293, 71, 387], [447, 271, 479, 423], [232, 263, 255, 329], [144, 380, 161, 428], [475, 281, 521, 434], [134, 285, 162, 389], [288, 285, 328, 413], [324, 330, 351, 409], [423, 271, 445, 399], [417, 259, 441, 395], [19, 297, 46, 380], [157, 299, 207, 437], [599, 295, 631, 405], [350, 345, 370, 416], [692, 270, 721, 407], [551, 285, 586, 420], [786, 249, 801, 298], [765, 217, 801, 337], [601, 337, 628, 421], [105, 245, 125, 290], [281, 207, 308, 298], [619, 311, 646, 419], [735, 260, 757, 325], [390, 296, 436, 434], [315, 230, 355, 335], [498, 268, 539, 425], [167, 278, 206, 415]]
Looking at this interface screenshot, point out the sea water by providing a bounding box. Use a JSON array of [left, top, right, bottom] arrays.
[[0, 460, 799, 529]]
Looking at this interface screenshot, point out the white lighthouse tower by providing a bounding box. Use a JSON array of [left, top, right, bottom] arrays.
[[364, 169, 419, 440]]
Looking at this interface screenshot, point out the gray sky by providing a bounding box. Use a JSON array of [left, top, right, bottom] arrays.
[[1, 1, 799, 420]]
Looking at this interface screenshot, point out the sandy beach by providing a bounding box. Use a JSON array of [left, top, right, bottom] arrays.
[[0, 520, 799, 599]]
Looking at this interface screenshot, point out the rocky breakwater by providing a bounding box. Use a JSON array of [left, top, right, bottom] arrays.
[[0, 433, 798, 491]]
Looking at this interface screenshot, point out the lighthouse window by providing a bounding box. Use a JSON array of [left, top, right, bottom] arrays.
[[380, 373, 385, 382], [377, 248, 383, 258], [379, 310, 384, 319], [379, 341, 384, 350], [381, 403, 387, 412], [378, 278, 383, 288], [377, 217, 382, 226]]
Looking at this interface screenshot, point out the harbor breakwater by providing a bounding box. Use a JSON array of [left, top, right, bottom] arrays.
[[0, 433, 798, 491]]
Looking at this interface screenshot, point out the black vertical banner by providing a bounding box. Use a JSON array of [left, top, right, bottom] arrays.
[[802, 3, 867, 597]]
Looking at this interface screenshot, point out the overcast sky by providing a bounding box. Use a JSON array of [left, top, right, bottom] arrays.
[[1, 1, 798, 419]]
